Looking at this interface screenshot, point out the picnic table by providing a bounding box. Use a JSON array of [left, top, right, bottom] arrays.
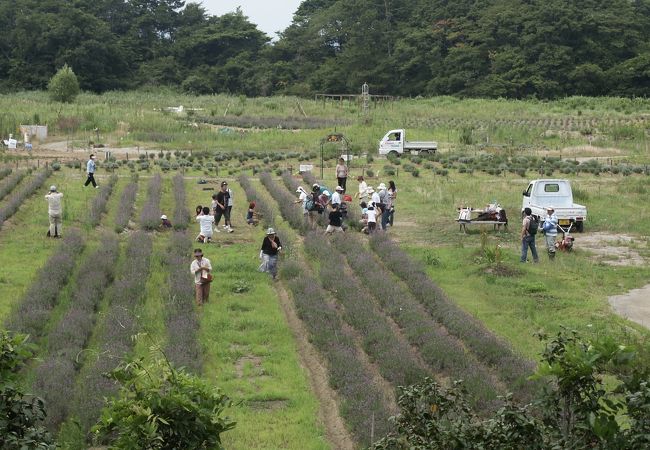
[[457, 207, 508, 233]]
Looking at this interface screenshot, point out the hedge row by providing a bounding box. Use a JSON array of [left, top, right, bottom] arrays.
[[140, 173, 162, 230], [330, 233, 501, 406], [0, 167, 12, 181], [163, 231, 201, 372], [72, 231, 154, 432], [7, 230, 85, 338], [171, 173, 190, 229], [32, 234, 120, 430], [114, 178, 138, 233], [88, 174, 118, 227], [0, 168, 29, 202], [0, 169, 51, 229], [259, 172, 308, 233], [369, 233, 536, 400], [303, 232, 429, 389]]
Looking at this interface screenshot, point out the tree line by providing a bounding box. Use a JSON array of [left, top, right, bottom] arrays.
[[1, 0, 649, 98]]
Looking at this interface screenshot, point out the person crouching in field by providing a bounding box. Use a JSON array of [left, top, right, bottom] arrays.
[[196, 206, 214, 243], [259, 228, 282, 280], [190, 248, 212, 305], [45, 185, 63, 237], [246, 202, 259, 226], [160, 214, 172, 229]]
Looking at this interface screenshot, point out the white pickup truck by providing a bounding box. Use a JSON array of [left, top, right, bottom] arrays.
[[378, 129, 437, 156], [522, 179, 587, 232]]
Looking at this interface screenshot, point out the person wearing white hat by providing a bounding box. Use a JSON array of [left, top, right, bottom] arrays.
[[260, 228, 282, 280], [45, 185, 63, 237], [160, 214, 172, 229], [294, 186, 309, 215], [331, 186, 343, 207], [542, 206, 558, 259]]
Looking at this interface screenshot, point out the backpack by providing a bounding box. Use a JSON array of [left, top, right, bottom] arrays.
[[305, 194, 316, 211], [527, 216, 539, 236]]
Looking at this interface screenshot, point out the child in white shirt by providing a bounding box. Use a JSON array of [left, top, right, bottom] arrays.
[[196, 206, 215, 242]]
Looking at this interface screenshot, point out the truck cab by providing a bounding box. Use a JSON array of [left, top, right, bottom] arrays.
[[378, 129, 437, 156], [522, 179, 587, 232]]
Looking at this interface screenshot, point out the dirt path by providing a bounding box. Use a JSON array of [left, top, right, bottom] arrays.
[[274, 283, 355, 450], [578, 232, 648, 266], [609, 285, 650, 330]]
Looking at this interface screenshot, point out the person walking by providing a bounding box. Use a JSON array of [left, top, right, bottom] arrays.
[[84, 154, 99, 188], [520, 207, 539, 263], [214, 182, 233, 233], [378, 183, 392, 230], [190, 248, 212, 305], [260, 228, 282, 280], [45, 185, 63, 238], [542, 206, 558, 259], [335, 158, 348, 192], [225, 183, 234, 229]]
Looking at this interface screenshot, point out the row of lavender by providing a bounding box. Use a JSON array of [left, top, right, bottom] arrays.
[[240, 174, 391, 446], [0, 169, 51, 229], [0, 168, 30, 202], [140, 173, 163, 230], [264, 172, 509, 405], [88, 174, 118, 227], [33, 234, 120, 429], [164, 175, 201, 371], [297, 171, 536, 400], [113, 177, 138, 233], [0, 166, 12, 181], [72, 231, 154, 432]]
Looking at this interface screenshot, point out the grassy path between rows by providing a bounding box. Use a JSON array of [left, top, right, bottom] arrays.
[[185, 178, 328, 449]]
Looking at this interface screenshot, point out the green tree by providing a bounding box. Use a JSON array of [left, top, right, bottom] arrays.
[[47, 64, 80, 103]]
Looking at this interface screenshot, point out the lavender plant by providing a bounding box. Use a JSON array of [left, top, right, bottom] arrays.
[[139, 173, 162, 230], [0, 169, 30, 201], [369, 233, 536, 399], [163, 231, 201, 372], [0, 169, 51, 229], [114, 178, 138, 233], [0, 167, 12, 181], [171, 173, 190, 229], [259, 172, 308, 233], [7, 229, 84, 338], [71, 232, 154, 432], [303, 232, 429, 389], [32, 234, 119, 430], [88, 174, 118, 227]]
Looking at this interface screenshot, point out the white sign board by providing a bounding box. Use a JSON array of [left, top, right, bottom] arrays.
[[299, 164, 314, 173], [8, 139, 17, 149]]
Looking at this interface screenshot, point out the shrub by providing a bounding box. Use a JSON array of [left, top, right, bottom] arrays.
[[260, 172, 307, 233], [366, 169, 374, 177], [0, 331, 54, 449], [92, 356, 234, 449], [411, 169, 420, 177], [172, 173, 191, 230], [0, 167, 12, 181], [0, 169, 51, 231], [0, 169, 30, 202]]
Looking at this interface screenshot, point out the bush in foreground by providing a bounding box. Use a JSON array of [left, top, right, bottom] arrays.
[[92, 357, 235, 449]]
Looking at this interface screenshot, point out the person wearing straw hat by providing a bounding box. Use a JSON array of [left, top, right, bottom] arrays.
[[542, 206, 559, 259], [260, 228, 282, 280], [160, 214, 172, 229], [190, 248, 212, 305], [45, 185, 63, 238]]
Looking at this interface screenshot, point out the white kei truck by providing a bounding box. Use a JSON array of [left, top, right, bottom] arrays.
[[522, 179, 587, 232], [378, 129, 438, 156]]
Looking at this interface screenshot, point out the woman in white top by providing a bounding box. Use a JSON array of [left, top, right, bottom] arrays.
[[355, 176, 368, 204], [196, 206, 215, 243]]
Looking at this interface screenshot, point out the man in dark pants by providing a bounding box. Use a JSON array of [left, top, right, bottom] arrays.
[[84, 154, 98, 188], [520, 207, 539, 263], [214, 181, 233, 233]]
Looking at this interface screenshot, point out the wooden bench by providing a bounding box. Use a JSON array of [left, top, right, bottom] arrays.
[[457, 220, 508, 233]]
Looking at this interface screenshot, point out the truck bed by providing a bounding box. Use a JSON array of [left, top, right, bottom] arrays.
[[403, 141, 437, 149]]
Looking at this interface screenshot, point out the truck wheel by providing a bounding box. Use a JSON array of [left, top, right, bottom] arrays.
[[419, 149, 429, 155], [388, 151, 399, 158], [575, 221, 584, 233]]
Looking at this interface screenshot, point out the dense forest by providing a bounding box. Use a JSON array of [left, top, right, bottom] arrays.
[[1, 0, 649, 98]]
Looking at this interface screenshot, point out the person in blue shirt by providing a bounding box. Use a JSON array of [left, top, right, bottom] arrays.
[[84, 154, 98, 188]]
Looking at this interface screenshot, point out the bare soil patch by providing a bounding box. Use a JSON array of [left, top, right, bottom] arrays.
[[609, 284, 650, 330], [578, 232, 647, 266]]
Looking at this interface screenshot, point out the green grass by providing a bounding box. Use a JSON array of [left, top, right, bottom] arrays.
[[186, 179, 328, 449]]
